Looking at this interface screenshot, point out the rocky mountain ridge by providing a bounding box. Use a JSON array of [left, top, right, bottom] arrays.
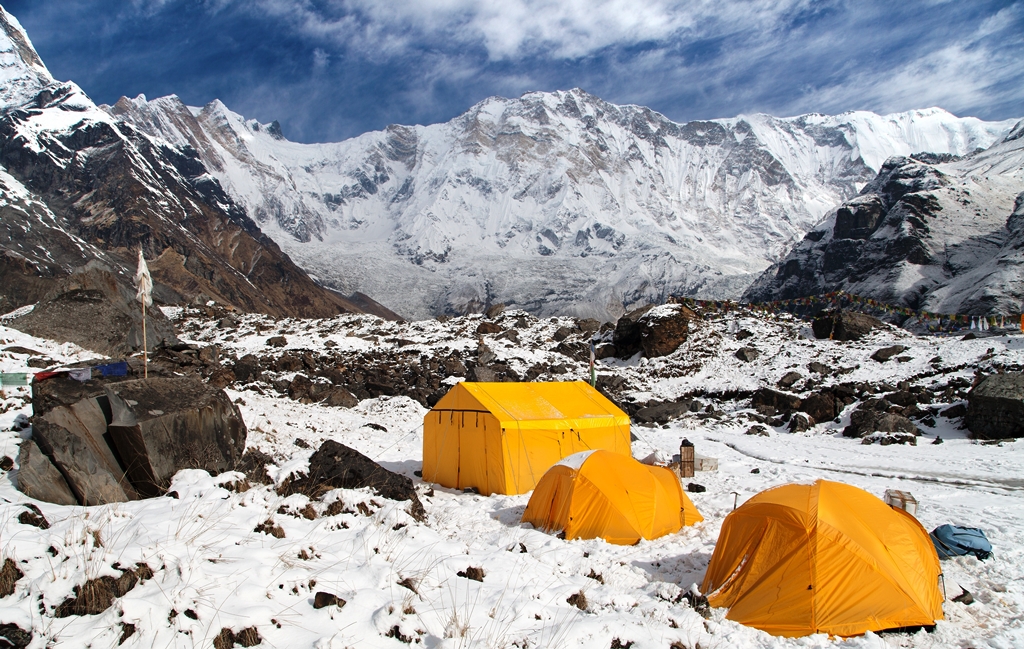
[[745, 121, 1024, 315], [111, 88, 1016, 320], [0, 7, 393, 321]]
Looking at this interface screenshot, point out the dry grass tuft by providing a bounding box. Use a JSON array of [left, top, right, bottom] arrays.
[[0, 558, 24, 598], [567, 590, 588, 611]]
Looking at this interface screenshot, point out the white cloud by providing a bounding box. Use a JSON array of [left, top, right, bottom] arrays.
[[244, 0, 817, 60]]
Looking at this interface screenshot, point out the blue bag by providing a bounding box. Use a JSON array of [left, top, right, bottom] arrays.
[[94, 361, 128, 377], [930, 524, 992, 560]]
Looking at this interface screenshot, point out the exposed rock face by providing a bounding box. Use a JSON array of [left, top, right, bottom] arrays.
[[0, 14, 389, 320], [19, 373, 247, 504], [745, 129, 1024, 317], [15, 438, 77, 505], [105, 378, 248, 497], [966, 373, 1024, 439], [9, 262, 178, 356], [811, 310, 883, 341], [284, 440, 425, 521]]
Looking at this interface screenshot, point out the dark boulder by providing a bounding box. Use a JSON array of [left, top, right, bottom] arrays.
[[807, 361, 829, 375], [633, 399, 692, 424], [871, 345, 908, 363], [105, 377, 247, 497], [637, 304, 700, 358], [843, 409, 921, 438], [800, 392, 837, 423], [612, 305, 654, 358], [284, 440, 425, 521], [31, 418, 137, 505], [812, 310, 883, 341], [941, 403, 967, 419], [788, 413, 813, 432], [777, 371, 802, 389], [735, 347, 759, 362], [476, 321, 502, 335], [966, 373, 1024, 439], [751, 388, 802, 413]]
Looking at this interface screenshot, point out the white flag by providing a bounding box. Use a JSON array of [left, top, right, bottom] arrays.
[[135, 249, 153, 307]]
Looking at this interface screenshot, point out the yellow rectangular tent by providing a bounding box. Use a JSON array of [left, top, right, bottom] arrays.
[[422, 381, 631, 495]]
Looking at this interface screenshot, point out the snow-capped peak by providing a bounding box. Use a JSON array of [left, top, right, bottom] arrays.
[[0, 7, 55, 110]]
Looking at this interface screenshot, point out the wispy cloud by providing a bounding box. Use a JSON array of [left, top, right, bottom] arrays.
[[5, 0, 1022, 142]]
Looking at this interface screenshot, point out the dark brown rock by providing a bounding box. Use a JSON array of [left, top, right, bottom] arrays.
[[871, 345, 908, 363], [807, 361, 829, 375], [843, 409, 920, 438], [751, 388, 802, 413], [313, 591, 346, 609], [285, 440, 425, 521], [637, 304, 699, 358], [457, 566, 485, 582], [966, 373, 1024, 439], [105, 377, 247, 497], [800, 392, 837, 423], [735, 347, 759, 362], [552, 326, 574, 342], [633, 399, 692, 424], [476, 321, 502, 335], [612, 304, 655, 358], [788, 413, 813, 432], [777, 372, 802, 389], [231, 354, 261, 383], [324, 387, 359, 408], [267, 336, 287, 348], [812, 310, 883, 341]]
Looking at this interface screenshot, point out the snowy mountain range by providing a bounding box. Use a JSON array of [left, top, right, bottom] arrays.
[[0, 8, 392, 319], [745, 122, 1024, 315], [110, 89, 1016, 320]]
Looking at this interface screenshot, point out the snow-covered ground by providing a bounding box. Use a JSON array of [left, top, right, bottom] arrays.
[[1, 309, 1023, 648]]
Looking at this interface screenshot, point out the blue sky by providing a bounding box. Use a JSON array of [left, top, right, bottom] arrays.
[[6, 0, 1023, 143]]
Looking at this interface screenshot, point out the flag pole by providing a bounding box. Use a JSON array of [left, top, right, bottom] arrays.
[[142, 298, 148, 379], [135, 248, 153, 379]]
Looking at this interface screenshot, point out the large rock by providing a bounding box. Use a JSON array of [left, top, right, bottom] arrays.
[[751, 388, 802, 413], [612, 305, 654, 358], [633, 399, 692, 424], [639, 304, 699, 358], [285, 440, 425, 521], [800, 391, 837, 423], [31, 419, 136, 505], [9, 262, 178, 357], [20, 373, 246, 504], [966, 373, 1024, 439], [106, 378, 247, 497], [842, 409, 920, 438], [811, 310, 883, 341], [15, 438, 77, 506], [613, 304, 699, 359]]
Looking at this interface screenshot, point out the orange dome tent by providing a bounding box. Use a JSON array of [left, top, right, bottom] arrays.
[[521, 450, 703, 545], [701, 479, 943, 637]]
